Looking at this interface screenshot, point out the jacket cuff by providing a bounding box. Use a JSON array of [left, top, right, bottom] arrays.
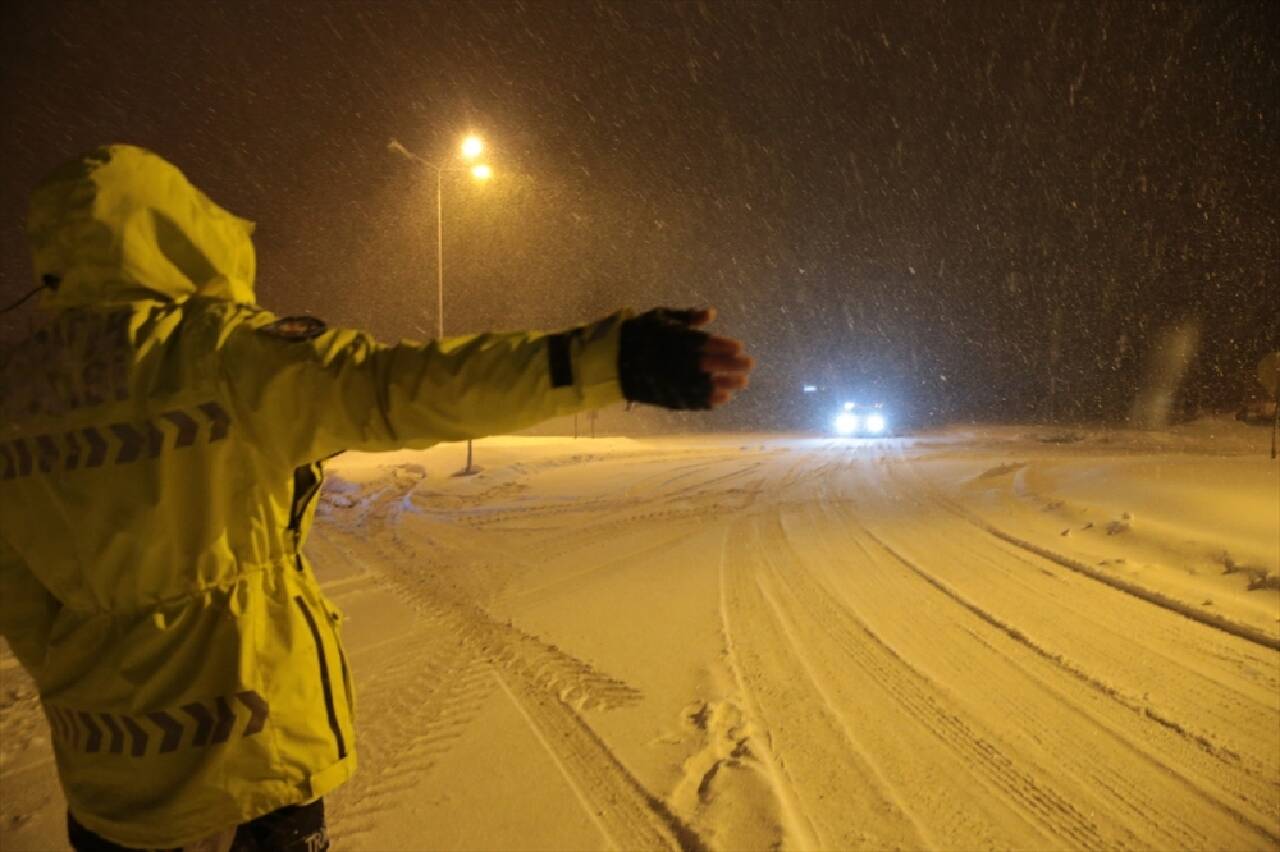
[[569, 311, 628, 410]]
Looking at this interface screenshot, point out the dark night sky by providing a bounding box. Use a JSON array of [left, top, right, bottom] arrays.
[[2, 0, 1276, 427]]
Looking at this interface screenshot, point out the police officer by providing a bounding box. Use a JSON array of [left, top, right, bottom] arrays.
[[0, 145, 753, 851]]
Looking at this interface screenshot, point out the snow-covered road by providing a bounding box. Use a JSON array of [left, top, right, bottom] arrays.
[[311, 429, 1278, 851], [2, 428, 1277, 850]]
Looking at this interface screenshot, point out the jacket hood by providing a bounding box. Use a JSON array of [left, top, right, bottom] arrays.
[[26, 145, 257, 310]]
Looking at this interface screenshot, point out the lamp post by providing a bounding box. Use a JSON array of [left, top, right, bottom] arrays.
[[389, 134, 493, 472]]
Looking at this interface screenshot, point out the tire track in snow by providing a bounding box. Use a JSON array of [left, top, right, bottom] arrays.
[[518, 454, 766, 565], [319, 472, 693, 851], [491, 665, 695, 852], [718, 511, 935, 851], [886, 452, 1280, 653], [841, 451, 1280, 845], [714, 526, 821, 851], [874, 456, 1280, 757], [508, 521, 712, 608], [751, 507, 1111, 851], [333, 647, 497, 843], [798, 479, 1255, 850], [854, 520, 1279, 848]]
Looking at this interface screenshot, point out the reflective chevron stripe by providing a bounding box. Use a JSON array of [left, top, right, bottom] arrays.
[[210, 696, 236, 744], [79, 712, 103, 753], [110, 422, 145, 463], [5, 402, 231, 480], [110, 421, 164, 463], [34, 434, 58, 472], [63, 431, 81, 470], [44, 690, 270, 758], [162, 410, 199, 447], [81, 427, 107, 467], [99, 713, 125, 754], [147, 710, 184, 753], [182, 702, 214, 746], [47, 706, 68, 742], [236, 691, 269, 736], [57, 707, 78, 748], [198, 401, 230, 441], [13, 439, 32, 476], [120, 715, 149, 757]]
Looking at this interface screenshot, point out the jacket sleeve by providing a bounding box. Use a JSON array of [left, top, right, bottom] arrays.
[[215, 308, 628, 467], [0, 537, 61, 676]]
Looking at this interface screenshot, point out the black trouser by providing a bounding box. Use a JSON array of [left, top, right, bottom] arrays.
[[67, 800, 328, 852]]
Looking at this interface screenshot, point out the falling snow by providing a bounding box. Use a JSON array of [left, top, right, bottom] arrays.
[[1, 1, 1276, 426], [2, 4, 1279, 849]]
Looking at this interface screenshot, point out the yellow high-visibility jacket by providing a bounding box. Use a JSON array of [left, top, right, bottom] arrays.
[[0, 145, 624, 847]]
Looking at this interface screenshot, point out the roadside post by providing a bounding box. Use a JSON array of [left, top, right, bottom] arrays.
[[1259, 353, 1278, 460]]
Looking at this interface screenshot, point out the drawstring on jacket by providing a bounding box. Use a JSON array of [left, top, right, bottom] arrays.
[[1, 275, 59, 313]]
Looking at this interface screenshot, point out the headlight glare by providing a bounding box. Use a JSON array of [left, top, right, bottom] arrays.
[[835, 413, 859, 435]]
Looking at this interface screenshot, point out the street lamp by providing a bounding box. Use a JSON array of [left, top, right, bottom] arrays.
[[388, 134, 494, 472], [460, 135, 485, 160], [388, 136, 493, 339]]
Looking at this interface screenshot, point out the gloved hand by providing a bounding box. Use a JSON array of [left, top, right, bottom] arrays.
[[619, 307, 753, 409]]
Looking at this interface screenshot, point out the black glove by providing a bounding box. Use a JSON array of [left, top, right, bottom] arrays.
[[619, 308, 713, 410]]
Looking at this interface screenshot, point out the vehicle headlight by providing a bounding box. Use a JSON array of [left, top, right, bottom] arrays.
[[835, 413, 859, 435], [865, 413, 887, 433]]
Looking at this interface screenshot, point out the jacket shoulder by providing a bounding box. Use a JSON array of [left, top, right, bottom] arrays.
[[182, 297, 270, 326]]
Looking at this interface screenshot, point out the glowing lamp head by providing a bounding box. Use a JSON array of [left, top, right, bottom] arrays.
[[835, 413, 859, 435], [843, 401, 855, 411], [470, 163, 493, 181], [865, 413, 887, 434], [460, 135, 485, 160]]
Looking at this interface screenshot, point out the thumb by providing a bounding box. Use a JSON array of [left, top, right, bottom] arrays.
[[653, 307, 715, 327]]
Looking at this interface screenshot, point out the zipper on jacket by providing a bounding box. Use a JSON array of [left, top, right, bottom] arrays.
[[335, 634, 354, 721], [288, 463, 323, 534], [294, 595, 348, 761], [289, 463, 324, 570]]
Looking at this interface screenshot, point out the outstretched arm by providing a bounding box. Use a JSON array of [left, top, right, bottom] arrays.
[[216, 305, 753, 468]]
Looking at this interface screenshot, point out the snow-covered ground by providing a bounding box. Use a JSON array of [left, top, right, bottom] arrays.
[[3, 423, 1278, 850]]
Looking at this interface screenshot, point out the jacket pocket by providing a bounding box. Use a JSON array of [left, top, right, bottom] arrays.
[[320, 597, 356, 725], [293, 595, 347, 761], [331, 613, 355, 724]]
